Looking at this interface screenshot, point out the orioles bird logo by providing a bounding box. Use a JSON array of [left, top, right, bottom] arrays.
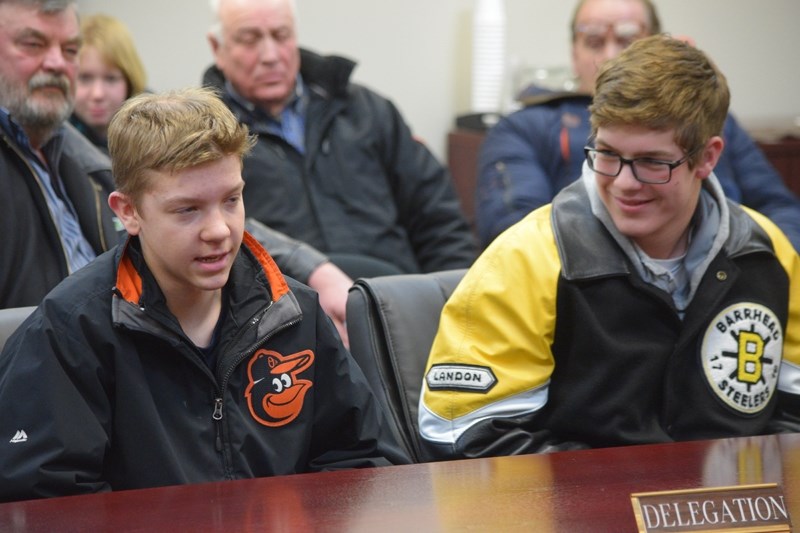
[[245, 349, 315, 427]]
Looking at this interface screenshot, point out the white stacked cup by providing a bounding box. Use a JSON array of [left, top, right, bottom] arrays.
[[471, 0, 506, 114]]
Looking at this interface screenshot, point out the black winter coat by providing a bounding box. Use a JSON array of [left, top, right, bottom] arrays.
[[203, 48, 476, 275], [0, 234, 408, 502], [0, 123, 120, 308]]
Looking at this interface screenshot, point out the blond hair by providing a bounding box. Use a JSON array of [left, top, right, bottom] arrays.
[[79, 14, 147, 97], [108, 87, 255, 203]]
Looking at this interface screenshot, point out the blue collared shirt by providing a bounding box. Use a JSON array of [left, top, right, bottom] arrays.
[[0, 108, 96, 274], [225, 75, 307, 154]]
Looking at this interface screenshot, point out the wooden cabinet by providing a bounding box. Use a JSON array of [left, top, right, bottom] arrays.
[[447, 129, 485, 229], [757, 138, 800, 197]]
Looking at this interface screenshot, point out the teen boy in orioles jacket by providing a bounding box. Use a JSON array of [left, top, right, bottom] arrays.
[[419, 36, 800, 459], [0, 87, 407, 502]]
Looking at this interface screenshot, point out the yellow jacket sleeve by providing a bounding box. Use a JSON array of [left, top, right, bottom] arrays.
[[419, 206, 561, 449]]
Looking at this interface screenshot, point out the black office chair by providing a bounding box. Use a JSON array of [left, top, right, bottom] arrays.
[[0, 306, 36, 352], [346, 269, 466, 463]]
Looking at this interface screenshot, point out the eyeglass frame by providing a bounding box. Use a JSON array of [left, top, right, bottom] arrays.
[[573, 21, 648, 52], [583, 146, 702, 185]]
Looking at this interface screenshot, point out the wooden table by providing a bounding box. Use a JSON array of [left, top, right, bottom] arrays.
[[2, 433, 799, 532]]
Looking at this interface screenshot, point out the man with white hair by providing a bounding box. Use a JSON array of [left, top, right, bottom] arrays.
[[203, 0, 477, 282]]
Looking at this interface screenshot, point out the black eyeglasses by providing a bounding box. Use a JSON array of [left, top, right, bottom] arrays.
[[584, 146, 700, 185]]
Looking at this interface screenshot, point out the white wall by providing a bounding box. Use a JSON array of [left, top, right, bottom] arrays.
[[77, 0, 800, 160]]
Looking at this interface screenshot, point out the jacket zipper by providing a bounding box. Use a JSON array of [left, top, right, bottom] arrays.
[[211, 310, 301, 454], [212, 398, 224, 451]]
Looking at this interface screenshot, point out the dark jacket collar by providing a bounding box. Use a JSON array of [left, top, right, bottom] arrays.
[[518, 89, 592, 109], [114, 232, 290, 310], [551, 180, 776, 282], [202, 47, 356, 104]]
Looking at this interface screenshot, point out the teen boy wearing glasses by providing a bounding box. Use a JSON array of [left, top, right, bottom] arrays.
[[475, 0, 800, 252], [419, 35, 800, 459]]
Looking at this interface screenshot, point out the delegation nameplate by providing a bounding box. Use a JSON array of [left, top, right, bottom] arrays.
[[631, 483, 792, 532]]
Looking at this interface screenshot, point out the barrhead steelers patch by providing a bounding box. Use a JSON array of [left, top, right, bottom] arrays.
[[701, 303, 783, 414]]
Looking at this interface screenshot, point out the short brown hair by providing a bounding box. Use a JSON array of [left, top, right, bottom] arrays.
[[80, 14, 147, 97], [589, 35, 729, 167], [108, 86, 255, 203]]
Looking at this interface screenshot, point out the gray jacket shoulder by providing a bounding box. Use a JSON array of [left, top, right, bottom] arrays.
[[62, 122, 112, 175]]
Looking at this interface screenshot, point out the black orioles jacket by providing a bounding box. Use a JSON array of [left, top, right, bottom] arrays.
[[0, 233, 407, 502]]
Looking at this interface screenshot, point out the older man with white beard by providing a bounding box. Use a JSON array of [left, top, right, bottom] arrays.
[[0, 0, 120, 309]]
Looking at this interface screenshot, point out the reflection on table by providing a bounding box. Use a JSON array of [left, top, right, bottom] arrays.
[[1, 433, 799, 532]]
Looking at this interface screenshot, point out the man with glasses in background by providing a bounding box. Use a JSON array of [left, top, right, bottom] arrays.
[[419, 35, 800, 459], [202, 0, 477, 343], [475, 0, 800, 252]]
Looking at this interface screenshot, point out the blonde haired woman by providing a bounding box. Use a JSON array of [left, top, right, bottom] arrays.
[[70, 14, 147, 153]]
